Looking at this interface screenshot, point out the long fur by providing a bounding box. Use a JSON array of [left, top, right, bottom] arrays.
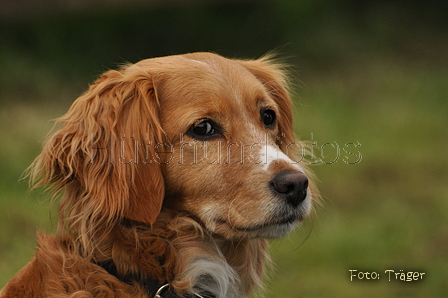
[[1, 52, 316, 298]]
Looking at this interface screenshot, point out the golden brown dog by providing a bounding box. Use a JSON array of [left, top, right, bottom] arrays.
[[1, 52, 316, 298]]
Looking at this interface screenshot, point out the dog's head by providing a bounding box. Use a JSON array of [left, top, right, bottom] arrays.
[[33, 52, 315, 240]]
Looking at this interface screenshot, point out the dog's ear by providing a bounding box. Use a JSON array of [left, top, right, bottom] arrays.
[[238, 57, 297, 159], [32, 66, 165, 225]]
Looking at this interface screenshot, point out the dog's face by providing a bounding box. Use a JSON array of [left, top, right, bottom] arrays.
[[42, 52, 313, 241], [138, 53, 313, 239]]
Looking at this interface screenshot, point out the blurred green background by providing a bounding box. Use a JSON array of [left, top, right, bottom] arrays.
[[1, 0, 447, 297]]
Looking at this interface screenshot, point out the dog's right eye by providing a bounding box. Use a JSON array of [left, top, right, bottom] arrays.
[[188, 119, 221, 140], [193, 120, 214, 135]]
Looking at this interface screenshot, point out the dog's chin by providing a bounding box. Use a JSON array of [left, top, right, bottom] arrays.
[[210, 216, 303, 239], [244, 221, 300, 239], [198, 197, 313, 239]]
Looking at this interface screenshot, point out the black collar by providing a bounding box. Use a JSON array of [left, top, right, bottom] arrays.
[[95, 260, 214, 298]]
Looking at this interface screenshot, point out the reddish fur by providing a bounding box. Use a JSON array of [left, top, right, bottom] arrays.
[[1, 52, 316, 298]]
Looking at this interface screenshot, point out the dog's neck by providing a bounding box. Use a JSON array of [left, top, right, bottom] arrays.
[[78, 213, 268, 298]]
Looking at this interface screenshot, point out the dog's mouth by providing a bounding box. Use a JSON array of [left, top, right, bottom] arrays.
[[213, 214, 301, 238]]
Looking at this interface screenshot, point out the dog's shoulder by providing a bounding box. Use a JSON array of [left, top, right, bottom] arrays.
[[0, 234, 55, 298], [1, 234, 147, 298]]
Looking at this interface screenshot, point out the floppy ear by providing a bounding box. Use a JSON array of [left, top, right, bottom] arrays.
[[32, 66, 165, 225], [238, 57, 298, 159]]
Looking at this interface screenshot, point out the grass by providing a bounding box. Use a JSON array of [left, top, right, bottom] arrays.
[[0, 103, 61, 282], [0, 55, 447, 297]]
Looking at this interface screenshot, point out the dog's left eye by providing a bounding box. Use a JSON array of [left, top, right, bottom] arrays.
[[188, 119, 221, 139], [261, 109, 276, 128]]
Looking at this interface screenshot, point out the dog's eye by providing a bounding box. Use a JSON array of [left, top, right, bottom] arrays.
[[194, 121, 214, 135], [261, 109, 276, 128], [188, 119, 221, 139]]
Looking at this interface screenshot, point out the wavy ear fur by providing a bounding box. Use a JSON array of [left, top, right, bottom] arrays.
[[31, 65, 165, 247]]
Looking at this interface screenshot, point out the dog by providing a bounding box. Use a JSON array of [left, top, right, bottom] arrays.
[[1, 52, 316, 298]]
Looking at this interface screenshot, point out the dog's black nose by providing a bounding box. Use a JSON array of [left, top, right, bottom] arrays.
[[271, 170, 308, 208]]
